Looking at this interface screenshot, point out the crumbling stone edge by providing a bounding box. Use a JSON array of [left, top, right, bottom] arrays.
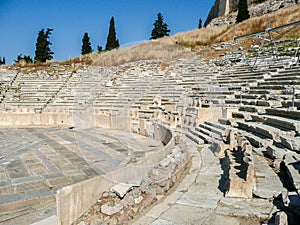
[[74, 146, 192, 225]]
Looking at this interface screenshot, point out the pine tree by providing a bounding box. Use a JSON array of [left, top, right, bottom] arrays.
[[150, 13, 170, 40], [105, 17, 120, 51], [81, 32, 93, 55], [34, 28, 54, 62], [15, 54, 33, 63], [236, 0, 250, 23], [198, 18, 202, 29]]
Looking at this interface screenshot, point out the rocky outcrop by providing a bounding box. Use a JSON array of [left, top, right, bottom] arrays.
[[205, 0, 253, 27], [205, 0, 297, 27]]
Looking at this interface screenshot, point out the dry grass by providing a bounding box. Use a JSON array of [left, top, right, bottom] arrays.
[[91, 4, 299, 65], [169, 25, 230, 48], [92, 41, 192, 67], [10, 54, 94, 73], [216, 4, 300, 43]]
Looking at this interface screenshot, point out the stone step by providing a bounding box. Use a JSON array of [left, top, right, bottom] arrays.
[[218, 118, 231, 125], [234, 94, 261, 99], [266, 144, 289, 160], [253, 152, 284, 199], [232, 111, 254, 121], [281, 100, 300, 109], [251, 114, 300, 132], [199, 123, 224, 138], [217, 197, 277, 220], [279, 135, 300, 153], [239, 130, 273, 148], [225, 99, 256, 106], [265, 108, 300, 120], [247, 89, 271, 95], [239, 105, 266, 114], [283, 152, 300, 190], [256, 84, 287, 90], [185, 132, 205, 145], [265, 75, 300, 81], [191, 127, 212, 144], [224, 135, 254, 198], [259, 80, 300, 86], [237, 121, 294, 142], [204, 120, 230, 131]]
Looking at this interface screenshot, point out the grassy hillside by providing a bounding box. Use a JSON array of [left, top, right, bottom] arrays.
[[91, 4, 299, 65], [11, 4, 300, 70]]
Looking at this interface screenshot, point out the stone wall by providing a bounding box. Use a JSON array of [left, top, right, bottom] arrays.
[[204, 0, 297, 27], [204, 0, 228, 27], [0, 109, 72, 126], [56, 122, 175, 225]]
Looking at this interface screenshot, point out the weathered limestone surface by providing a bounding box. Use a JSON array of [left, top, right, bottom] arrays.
[[253, 153, 284, 199], [280, 135, 300, 152], [0, 54, 300, 225], [224, 134, 254, 198], [283, 152, 300, 189]]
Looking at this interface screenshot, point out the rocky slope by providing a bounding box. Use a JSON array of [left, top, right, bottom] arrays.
[[205, 0, 297, 27]]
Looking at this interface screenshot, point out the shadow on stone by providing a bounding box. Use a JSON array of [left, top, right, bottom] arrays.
[[218, 157, 226, 194]]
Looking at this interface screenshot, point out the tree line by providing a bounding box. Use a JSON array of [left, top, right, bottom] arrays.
[[13, 13, 174, 64], [8, 2, 252, 65]]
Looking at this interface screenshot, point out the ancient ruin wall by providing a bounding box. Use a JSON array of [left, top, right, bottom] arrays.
[[204, 0, 253, 27], [56, 122, 175, 225]]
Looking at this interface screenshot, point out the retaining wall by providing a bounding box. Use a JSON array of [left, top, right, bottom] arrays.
[[56, 122, 175, 225]]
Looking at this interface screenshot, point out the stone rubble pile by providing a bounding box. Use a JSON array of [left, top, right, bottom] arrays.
[[74, 147, 190, 225]]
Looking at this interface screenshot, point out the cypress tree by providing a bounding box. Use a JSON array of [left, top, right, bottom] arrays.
[[150, 13, 170, 40], [81, 32, 93, 55], [0, 57, 5, 65], [34, 28, 54, 62], [236, 0, 250, 23], [198, 18, 202, 29], [105, 17, 120, 51]]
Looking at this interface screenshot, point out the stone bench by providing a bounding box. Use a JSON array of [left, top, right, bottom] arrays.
[[237, 121, 294, 142], [283, 152, 300, 190], [224, 134, 254, 198], [259, 80, 300, 86], [251, 114, 300, 132], [252, 153, 284, 199], [265, 108, 300, 120]]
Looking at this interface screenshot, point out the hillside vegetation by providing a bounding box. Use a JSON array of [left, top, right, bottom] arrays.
[[90, 4, 299, 66], [11, 4, 300, 70]]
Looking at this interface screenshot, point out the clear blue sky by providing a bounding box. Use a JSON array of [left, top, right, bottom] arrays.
[[0, 0, 214, 64]]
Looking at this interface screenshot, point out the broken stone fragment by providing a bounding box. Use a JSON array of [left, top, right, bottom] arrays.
[[280, 136, 300, 152], [134, 196, 143, 204], [159, 157, 171, 167], [111, 183, 133, 198], [101, 203, 123, 216], [275, 211, 288, 225], [266, 145, 287, 160]]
